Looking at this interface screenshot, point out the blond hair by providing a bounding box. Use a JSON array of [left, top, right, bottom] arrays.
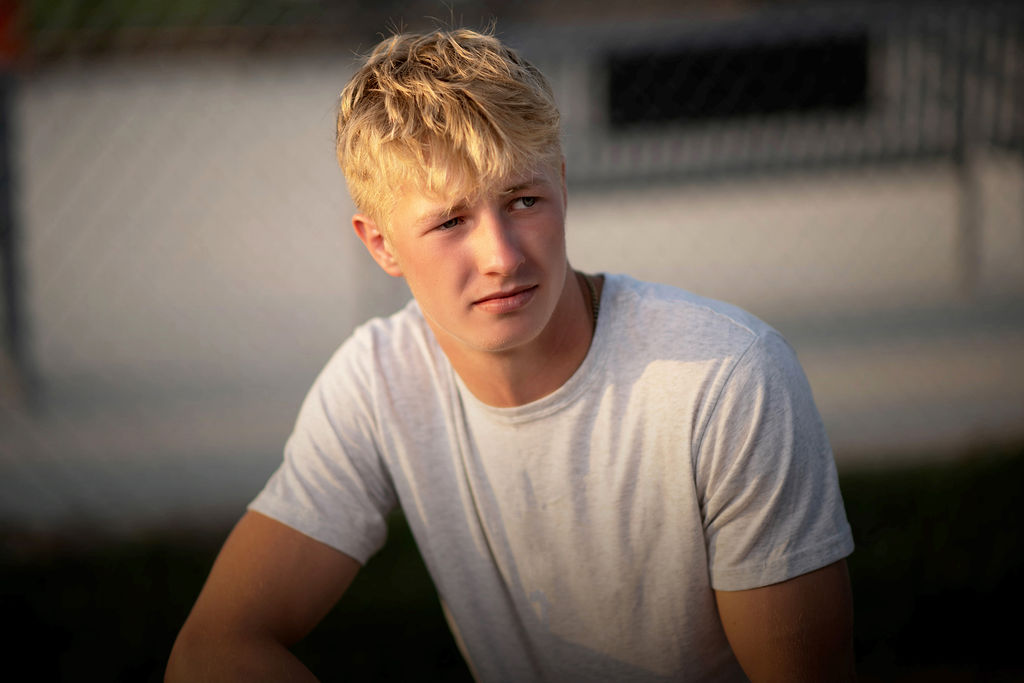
[[336, 28, 562, 230]]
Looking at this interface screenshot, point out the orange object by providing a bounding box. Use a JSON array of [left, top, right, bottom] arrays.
[[0, 1, 23, 66]]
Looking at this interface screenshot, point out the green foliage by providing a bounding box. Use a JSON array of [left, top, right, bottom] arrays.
[[2, 447, 1022, 680], [841, 447, 1024, 679], [1, 526, 223, 682], [28, 0, 322, 32]]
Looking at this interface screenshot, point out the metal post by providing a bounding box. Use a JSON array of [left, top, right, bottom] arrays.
[[953, 5, 980, 298], [0, 70, 31, 406], [0, 0, 33, 409]]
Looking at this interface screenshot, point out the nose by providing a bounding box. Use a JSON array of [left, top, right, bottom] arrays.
[[473, 209, 526, 276]]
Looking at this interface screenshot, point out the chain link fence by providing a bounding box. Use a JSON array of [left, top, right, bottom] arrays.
[[0, 0, 1022, 530]]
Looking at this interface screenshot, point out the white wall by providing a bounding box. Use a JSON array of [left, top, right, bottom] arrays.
[[3, 49, 1022, 529]]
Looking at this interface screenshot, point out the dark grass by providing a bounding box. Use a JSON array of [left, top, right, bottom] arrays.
[[2, 444, 1022, 682], [841, 445, 1024, 682]]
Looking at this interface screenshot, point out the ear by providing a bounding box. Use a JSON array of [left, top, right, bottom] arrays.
[[353, 214, 403, 277], [559, 158, 568, 211]]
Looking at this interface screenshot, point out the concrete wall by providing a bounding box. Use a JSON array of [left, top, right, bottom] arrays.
[[2, 48, 1022, 529]]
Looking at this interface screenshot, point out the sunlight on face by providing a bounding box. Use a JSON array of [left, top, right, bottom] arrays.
[[385, 164, 572, 359]]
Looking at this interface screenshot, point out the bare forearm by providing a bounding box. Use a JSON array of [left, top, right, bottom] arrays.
[[166, 631, 318, 683]]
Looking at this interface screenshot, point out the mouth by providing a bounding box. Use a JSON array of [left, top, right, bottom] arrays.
[[472, 285, 538, 312], [474, 285, 536, 304]]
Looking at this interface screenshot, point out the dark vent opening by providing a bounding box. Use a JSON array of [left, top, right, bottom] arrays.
[[608, 32, 870, 128]]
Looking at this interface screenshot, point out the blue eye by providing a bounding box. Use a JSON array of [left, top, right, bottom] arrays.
[[513, 196, 537, 209], [438, 216, 462, 231]]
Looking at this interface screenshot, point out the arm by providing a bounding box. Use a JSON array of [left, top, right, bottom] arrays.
[[715, 559, 856, 683], [166, 510, 361, 682]]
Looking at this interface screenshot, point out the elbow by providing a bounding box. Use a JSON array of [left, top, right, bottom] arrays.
[[165, 619, 311, 682], [165, 621, 208, 683], [166, 619, 238, 682]]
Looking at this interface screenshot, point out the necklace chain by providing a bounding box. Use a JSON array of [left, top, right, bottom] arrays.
[[578, 270, 600, 332]]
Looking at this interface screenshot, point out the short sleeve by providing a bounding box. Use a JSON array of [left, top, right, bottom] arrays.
[[248, 333, 398, 564], [694, 330, 854, 591]]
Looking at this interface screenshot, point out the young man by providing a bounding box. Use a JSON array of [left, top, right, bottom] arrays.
[[168, 28, 855, 682]]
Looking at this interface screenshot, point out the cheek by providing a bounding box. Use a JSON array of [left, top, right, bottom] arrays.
[[412, 246, 473, 292], [536, 217, 567, 254]]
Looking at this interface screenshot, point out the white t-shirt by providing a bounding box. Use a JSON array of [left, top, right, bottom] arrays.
[[250, 273, 854, 682]]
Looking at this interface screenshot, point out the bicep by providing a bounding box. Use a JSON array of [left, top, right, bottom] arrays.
[[714, 559, 856, 683], [182, 510, 361, 646]]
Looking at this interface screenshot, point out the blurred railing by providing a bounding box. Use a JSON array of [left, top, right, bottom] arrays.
[[0, 1, 1022, 529], [555, 2, 1022, 183], [532, 3, 1021, 310]]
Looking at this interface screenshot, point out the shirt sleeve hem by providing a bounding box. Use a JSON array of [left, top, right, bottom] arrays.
[[710, 527, 855, 592], [246, 496, 381, 565]]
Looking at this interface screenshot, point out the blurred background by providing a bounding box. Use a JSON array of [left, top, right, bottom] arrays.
[[1, 0, 1022, 680]]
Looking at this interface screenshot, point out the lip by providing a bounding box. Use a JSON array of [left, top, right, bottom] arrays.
[[472, 285, 538, 313]]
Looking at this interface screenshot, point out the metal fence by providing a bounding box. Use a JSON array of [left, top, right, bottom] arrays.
[[561, 3, 1022, 181], [1, 0, 1023, 529]]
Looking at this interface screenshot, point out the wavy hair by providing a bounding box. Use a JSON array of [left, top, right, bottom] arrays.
[[336, 28, 562, 231]]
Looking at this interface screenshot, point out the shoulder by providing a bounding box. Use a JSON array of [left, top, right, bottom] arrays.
[[602, 273, 780, 362], [340, 298, 432, 358], [310, 298, 445, 409], [325, 299, 436, 372], [599, 275, 820, 447]]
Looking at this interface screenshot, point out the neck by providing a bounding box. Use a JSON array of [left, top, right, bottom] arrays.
[[436, 266, 597, 408]]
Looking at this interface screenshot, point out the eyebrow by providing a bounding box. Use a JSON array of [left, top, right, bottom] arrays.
[[499, 181, 533, 195], [414, 179, 540, 227], [415, 200, 469, 228]]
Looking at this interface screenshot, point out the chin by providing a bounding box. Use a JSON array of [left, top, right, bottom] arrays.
[[472, 332, 533, 354], [471, 319, 546, 353]]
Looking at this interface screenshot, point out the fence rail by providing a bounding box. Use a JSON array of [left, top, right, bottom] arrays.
[[1, 2, 1023, 529], [556, 3, 1022, 186]]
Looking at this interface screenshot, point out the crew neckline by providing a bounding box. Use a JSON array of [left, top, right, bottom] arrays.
[[450, 273, 614, 425]]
